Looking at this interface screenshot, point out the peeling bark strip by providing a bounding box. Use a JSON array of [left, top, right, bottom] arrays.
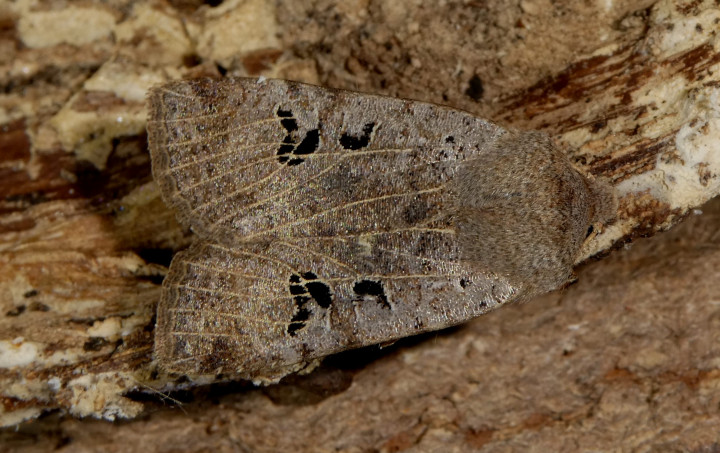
[[500, 41, 720, 182], [496, 7, 720, 247], [147, 77, 616, 382]]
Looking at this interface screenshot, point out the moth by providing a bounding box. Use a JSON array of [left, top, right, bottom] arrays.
[[147, 77, 616, 382]]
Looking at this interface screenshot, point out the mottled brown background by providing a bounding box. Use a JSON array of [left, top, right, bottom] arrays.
[[1, 0, 720, 451]]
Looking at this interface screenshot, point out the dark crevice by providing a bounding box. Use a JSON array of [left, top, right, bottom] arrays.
[[465, 74, 484, 101], [136, 248, 175, 267]]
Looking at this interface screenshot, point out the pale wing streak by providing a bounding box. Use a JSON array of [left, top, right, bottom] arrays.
[[172, 145, 411, 175], [206, 146, 464, 229], [360, 149, 481, 177], [170, 331, 248, 338], [188, 164, 286, 213], [413, 213, 452, 229], [167, 349, 292, 370], [179, 156, 282, 197], [274, 228, 456, 276], [164, 117, 277, 148], [368, 241, 463, 269], [166, 142, 282, 174], [169, 308, 288, 328], [314, 147, 414, 158], [321, 145, 482, 168], [272, 240, 361, 277], [210, 155, 347, 226], [248, 187, 444, 239], [324, 147, 489, 164], [295, 227, 456, 240], [174, 259, 287, 284], [175, 145, 460, 214], [207, 242, 302, 275], [196, 148, 413, 222], [324, 274, 448, 283], [167, 282, 292, 303], [298, 228, 461, 269], [166, 282, 255, 300], [152, 109, 261, 123], [167, 356, 197, 366]]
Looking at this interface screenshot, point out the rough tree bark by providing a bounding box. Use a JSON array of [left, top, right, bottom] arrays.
[[1, 0, 720, 451]]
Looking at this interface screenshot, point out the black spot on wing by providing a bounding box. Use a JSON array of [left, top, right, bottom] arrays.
[[340, 122, 375, 150], [287, 322, 305, 336], [287, 272, 334, 336], [281, 118, 298, 132], [306, 281, 332, 309], [353, 279, 390, 309], [293, 307, 311, 322], [274, 107, 321, 166], [294, 130, 320, 155]]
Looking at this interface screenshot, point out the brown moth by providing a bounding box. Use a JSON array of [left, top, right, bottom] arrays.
[[147, 77, 616, 383]]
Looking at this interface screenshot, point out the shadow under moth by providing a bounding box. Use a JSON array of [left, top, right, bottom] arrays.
[[147, 77, 616, 383]]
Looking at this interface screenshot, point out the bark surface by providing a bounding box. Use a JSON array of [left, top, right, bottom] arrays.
[[1, 0, 719, 450]]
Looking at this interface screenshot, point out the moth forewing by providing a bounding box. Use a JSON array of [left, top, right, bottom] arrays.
[[154, 237, 518, 380]]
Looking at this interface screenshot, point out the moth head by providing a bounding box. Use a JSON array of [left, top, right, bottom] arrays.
[[451, 130, 617, 297]]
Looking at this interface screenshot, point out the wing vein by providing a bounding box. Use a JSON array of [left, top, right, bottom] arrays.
[[151, 110, 265, 123], [164, 117, 278, 147], [174, 259, 288, 283], [167, 142, 283, 173], [167, 282, 286, 301], [200, 147, 415, 224], [294, 227, 456, 240], [273, 240, 361, 276], [189, 164, 286, 211], [169, 308, 289, 328], [206, 243, 302, 275], [247, 187, 444, 238]]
